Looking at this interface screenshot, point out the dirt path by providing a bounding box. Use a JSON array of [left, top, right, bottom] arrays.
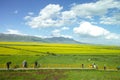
[[0, 68, 118, 71]]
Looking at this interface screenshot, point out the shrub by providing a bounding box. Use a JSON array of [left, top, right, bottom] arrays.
[[116, 66, 120, 70]]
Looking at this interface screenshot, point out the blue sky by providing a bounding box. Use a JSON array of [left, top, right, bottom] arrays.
[[0, 0, 120, 45]]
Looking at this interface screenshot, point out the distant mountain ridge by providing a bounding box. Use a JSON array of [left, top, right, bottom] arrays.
[[0, 33, 82, 44]]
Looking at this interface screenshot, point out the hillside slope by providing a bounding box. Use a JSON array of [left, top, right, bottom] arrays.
[[0, 33, 81, 44]]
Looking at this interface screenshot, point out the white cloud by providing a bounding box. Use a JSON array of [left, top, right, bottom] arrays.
[[70, 0, 120, 25], [73, 21, 120, 39], [34, 35, 50, 39], [71, 0, 120, 17], [105, 33, 119, 40], [25, 0, 120, 28], [52, 29, 72, 38], [74, 21, 109, 37], [51, 26, 71, 38], [52, 29, 61, 37], [61, 27, 69, 30], [35, 34, 72, 39], [39, 4, 63, 18], [61, 11, 76, 19], [25, 4, 76, 28], [85, 16, 93, 20], [100, 13, 120, 25], [4, 29, 27, 36], [26, 4, 63, 28], [24, 12, 34, 20], [51, 26, 70, 37], [60, 35, 72, 38], [28, 12, 34, 15], [24, 16, 32, 20]]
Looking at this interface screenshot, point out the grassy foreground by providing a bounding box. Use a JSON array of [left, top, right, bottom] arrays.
[[0, 42, 120, 80], [0, 55, 120, 69], [0, 69, 120, 80]]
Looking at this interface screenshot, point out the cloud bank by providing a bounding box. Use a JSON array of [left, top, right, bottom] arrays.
[[24, 0, 120, 44], [74, 21, 119, 40], [25, 0, 120, 28], [4, 29, 27, 36]]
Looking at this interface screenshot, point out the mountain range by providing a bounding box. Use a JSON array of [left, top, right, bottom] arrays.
[[0, 33, 82, 44]]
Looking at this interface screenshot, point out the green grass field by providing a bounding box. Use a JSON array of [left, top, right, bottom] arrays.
[[0, 69, 120, 80], [0, 42, 120, 80]]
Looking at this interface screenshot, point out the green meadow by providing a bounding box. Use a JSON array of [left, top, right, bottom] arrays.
[[0, 69, 120, 80], [0, 42, 120, 80]]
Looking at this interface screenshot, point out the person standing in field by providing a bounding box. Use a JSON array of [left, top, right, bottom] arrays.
[[104, 65, 106, 70], [6, 61, 12, 70], [92, 63, 96, 69], [34, 61, 38, 68], [23, 60, 27, 68], [82, 64, 84, 68], [93, 63, 96, 69], [96, 65, 98, 70]]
